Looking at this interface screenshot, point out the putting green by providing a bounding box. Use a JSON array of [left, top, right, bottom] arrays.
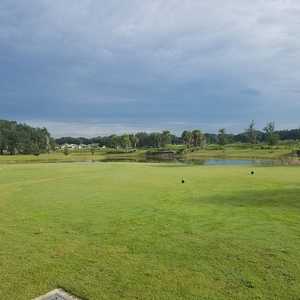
[[0, 163, 299, 299]]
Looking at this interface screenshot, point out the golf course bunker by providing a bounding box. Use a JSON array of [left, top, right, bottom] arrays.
[[33, 289, 81, 300]]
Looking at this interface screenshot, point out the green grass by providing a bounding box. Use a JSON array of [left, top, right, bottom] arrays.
[[0, 152, 105, 163], [0, 151, 146, 164], [185, 147, 293, 159], [0, 163, 300, 299]]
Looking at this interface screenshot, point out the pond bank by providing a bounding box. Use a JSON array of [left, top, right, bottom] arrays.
[[0, 148, 299, 165]]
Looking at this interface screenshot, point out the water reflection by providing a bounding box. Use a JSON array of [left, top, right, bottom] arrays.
[[100, 157, 288, 166]]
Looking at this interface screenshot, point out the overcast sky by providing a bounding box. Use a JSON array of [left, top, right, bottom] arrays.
[[1, 0, 300, 137]]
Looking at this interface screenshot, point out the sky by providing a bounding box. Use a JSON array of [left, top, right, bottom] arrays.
[[1, 0, 300, 137]]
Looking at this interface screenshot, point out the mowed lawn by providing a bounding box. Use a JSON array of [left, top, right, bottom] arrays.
[[0, 163, 300, 299]]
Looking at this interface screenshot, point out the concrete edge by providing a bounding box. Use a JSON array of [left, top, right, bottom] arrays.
[[33, 288, 81, 300]]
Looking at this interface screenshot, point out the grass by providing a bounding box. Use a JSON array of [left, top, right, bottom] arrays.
[[0, 152, 105, 163], [0, 162, 300, 299], [0, 151, 146, 164], [185, 147, 294, 159]]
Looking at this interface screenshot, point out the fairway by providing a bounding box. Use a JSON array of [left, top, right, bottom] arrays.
[[1, 163, 300, 299]]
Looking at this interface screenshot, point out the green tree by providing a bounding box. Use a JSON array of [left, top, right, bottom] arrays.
[[135, 132, 149, 147], [192, 130, 205, 148], [63, 146, 69, 156], [32, 143, 40, 156], [0, 119, 54, 155], [161, 131, 171, 147], [218, 128, 227, 146], [181, 130, 193, 147], [264, 122, 279, 146], [246, 120, 257, 144], [129, 134, 139, 148], [149, 133, 162, 148], [6, 125, 18, 155], [90, 145, 97, 155], [49, 137, 56, 151], [0, 128, 7, 155], [111, 135, 120, 149], [120, 134, 131, 149]]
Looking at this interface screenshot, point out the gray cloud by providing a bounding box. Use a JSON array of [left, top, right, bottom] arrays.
[[1, 0, 300, 136]]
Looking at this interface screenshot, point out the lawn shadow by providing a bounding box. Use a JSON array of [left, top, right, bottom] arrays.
[[196, 187, 300, 209]]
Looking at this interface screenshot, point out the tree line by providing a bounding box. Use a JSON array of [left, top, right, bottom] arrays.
[[0, 120, 54, 155], [1, 119, 300, 155], [56, 121, 300, 149]]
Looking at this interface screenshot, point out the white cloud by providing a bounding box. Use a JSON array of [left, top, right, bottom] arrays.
[[25, 120, 183, 137]]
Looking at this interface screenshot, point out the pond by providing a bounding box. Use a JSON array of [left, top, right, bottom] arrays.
[[100, 157, 291, 166], [2, 155, 297, 166]]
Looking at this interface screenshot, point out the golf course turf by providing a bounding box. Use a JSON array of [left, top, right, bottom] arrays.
[[0, 162, 300, 299]]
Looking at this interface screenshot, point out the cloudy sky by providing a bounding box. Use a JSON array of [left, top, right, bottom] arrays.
[[1, 0, 300, 137]]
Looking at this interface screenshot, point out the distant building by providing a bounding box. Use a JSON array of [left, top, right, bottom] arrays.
[[78, 144, 89, 150], [61, 143, 79, 150]]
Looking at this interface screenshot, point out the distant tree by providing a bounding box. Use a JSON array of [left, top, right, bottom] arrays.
[[49, 138, 56, 151], [161, 131, 171, 147], [129, 134, 139, 148], [246, 120, 257, 144], [181, 130, 193, 147], [0, 128, 7, 155], [55, 137, 81, 145], [99, 136, 111, 148], [0, 119, 53, 155], [110, 135, 120, 149], [218, 128, 227, 146], [170, 133, 180, 144], [192, 130, 205, 148], [63, 146, 69, 156], [120, 134, 131, 149], [205, 133, 218, 144], [135, 132, 150, 148], [276, 128, 300, 141], [6, 124, 18, 155], [149, 133, 162, 148], [90, 145, 97, 155], [264, 122, 279, 145], [32, 143, 40, 156]]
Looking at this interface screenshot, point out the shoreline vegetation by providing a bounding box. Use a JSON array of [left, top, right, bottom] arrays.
[[1, 118, 300, 164], [0, 146, 299, 164]]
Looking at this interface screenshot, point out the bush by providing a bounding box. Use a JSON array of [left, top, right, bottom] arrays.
[[63, 147, 69, 156]]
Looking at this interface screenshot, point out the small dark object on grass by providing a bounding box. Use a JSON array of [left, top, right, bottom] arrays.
[[181, 179, 185, 184], [250, 171, 255, 175]]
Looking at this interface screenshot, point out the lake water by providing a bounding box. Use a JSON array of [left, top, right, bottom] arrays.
[[183, 159, 277, 166], [100, 157, 288, 166]]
